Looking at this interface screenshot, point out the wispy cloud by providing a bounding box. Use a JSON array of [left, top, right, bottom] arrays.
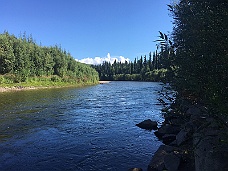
[[77, 53, 130, 65]]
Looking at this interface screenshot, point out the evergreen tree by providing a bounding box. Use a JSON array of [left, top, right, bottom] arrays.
[[92, 51, 168, 82], [0, 32, 15, 74]]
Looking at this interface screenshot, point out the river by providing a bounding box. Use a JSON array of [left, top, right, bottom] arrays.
[[0, 81, 165, 171]]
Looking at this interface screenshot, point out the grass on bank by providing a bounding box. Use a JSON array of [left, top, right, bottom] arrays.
[[0, 74, 99, 89]]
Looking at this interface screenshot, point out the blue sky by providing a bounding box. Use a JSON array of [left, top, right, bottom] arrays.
[[1, 0, 173, 64]]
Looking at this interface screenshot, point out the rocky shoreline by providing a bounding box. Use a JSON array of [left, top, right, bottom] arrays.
[[134, 93, 228, 171]]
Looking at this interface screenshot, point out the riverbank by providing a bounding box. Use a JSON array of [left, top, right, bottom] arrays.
[[99, 81, 111, 84], [146, 94, 228, 171], [0, 81, 112, 93], [0, 82, 99, 93], [0, 86, 37, 92]]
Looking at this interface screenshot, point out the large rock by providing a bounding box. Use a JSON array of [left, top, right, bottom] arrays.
[[194, 127, 228, 171], [166, 118, 185, 126], [147, 145, 168, 171], [176, 129, 189, 146], [163, 113, 184, 126], [136, 119, 158, 130], [154, 125, 181, 139], [147, 145, 181, 171], [186, 106, 201, 116], [162, 134, 176, 145], [164, 153, 180, 171]]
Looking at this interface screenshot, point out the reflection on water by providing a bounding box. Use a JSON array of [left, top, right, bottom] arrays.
[[0, 82, 164, 171]]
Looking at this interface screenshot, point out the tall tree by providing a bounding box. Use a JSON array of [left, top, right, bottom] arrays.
[[0, 32, 15, 74], [170, 0, 228, 112]]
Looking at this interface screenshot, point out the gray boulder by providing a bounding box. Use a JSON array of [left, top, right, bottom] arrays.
[[164, 153, 180, 171], [154, 125, 181, 139], [176, 129, 189, 146], [186, 106, 201, 115], [148, 145, 181, 171], [147, 145, 167, 171], [194, 127, 228, 171], [162, 134, 176, 145], [136, 119, 158, 130]]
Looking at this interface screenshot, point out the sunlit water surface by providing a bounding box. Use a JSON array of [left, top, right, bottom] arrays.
[[0, 81, 165, 171]]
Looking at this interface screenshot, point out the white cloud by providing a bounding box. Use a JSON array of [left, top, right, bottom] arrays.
[[77, 53, 130, 65]]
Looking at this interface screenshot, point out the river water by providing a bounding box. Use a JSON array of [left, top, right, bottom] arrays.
[[0, 81, 165, 171]]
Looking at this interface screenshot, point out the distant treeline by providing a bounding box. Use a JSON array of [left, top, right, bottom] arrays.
[[92, 49, 172, 82], [0, 32, 99, 85]]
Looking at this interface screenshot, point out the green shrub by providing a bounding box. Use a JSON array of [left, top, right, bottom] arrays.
[[0, 75, 5, 84], [51, 75, 61, 82], [3, 74, 16, 83]]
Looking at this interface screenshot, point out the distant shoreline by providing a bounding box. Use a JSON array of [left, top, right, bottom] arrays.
[[0, 82, 99, 93], [99, 81, 111, 84], [0, 85, 68, 93], [0, 86, 39, 93], [0, 81, 110, 93]]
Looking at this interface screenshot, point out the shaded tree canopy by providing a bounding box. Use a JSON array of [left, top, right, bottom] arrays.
[[168, 0, 228, 114]]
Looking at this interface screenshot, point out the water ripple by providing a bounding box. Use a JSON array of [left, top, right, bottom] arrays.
[[0, 82, 164, 171]]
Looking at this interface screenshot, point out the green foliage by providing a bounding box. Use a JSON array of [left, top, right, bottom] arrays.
[[51, 75, 61, 82], [92, 51, 170, 81], [0, 31, 99, 86], [168, 1, 228, 114], [0, 32, 15, 74], [0, 74, 16, 84], [144, 69, 168, 82]]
